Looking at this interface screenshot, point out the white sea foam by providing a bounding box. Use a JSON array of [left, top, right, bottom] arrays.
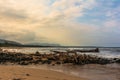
[[1, 47, 120, 58]]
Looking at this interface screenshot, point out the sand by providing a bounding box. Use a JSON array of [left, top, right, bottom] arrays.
[[0, 65, 85, 80]]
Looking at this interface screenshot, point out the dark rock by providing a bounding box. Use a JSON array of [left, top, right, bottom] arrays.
[[13, 78, 22, 80], [116, 59, 120, 63], [26, 74, 30, 76]]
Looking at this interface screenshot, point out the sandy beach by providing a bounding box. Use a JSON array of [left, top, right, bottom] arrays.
[[0, 47, 119, 80], [0, 65, 85, 80]]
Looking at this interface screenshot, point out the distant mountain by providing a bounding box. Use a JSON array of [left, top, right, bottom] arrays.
[[0, 39, 61, 47], [0, 39, 102, 47], [0, 39, 22, 47]]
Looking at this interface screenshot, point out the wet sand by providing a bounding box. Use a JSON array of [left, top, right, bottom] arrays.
[[0, 64, 119, 80], [25, 64, 120, 80], [0, 65, 85, 80]]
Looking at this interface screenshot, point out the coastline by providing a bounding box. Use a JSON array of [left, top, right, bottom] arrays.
[[0, 47, 119, 80], [0, 65, 86, 80]]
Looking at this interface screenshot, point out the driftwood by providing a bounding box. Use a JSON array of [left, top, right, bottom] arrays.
[[68, 48, 99, 53], [52, 48, 99, 54]]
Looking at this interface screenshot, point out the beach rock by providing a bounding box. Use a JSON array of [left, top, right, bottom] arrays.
[[0, 48, 2, 51], [19, 61, 29, 65], [35, 51, 41, 56], [26, 73, 30, 76], [12, 78, 22, 80], [116, 59, 120, 63], [56, 61, 61, 64], [0, 51, 119, 65]]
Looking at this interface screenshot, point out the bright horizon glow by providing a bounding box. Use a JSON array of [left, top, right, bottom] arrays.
[[0, 0, 120, 47]]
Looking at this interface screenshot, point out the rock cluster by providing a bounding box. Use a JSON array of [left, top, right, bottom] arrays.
[[0, 50, 119, 65]]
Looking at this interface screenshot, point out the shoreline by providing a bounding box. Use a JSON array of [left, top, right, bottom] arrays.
[[0, 48, 119, 80], [0, 65, 86, 80]]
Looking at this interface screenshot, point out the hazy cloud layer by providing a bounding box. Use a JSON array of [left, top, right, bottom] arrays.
[[0, 0, 120, 46]]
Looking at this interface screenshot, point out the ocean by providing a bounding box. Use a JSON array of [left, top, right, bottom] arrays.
[[1, 47, 120, 58]]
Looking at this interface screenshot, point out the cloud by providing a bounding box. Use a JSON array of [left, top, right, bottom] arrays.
[[0, 0, 97, 45], [51, 0, 96, 19], [1, 9, 27, 19], [104, 20, 119, 27], [0, 9, 28, 24], [0, 0, 96, 23], [0, 0, 119, 46]]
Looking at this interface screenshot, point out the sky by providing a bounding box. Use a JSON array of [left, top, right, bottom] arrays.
[[0, 0, 120, 47]]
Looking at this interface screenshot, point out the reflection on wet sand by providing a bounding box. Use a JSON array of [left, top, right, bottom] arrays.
[[26, 63, 120, 80]]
